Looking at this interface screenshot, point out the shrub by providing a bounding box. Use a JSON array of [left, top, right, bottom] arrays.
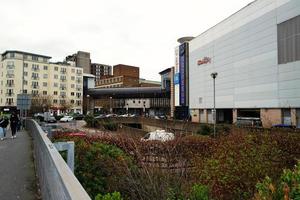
[[95, 192, 123, 200], [102, 121, 118, 131], [189, 184, 210, 200], [255, 161, 300, 200], [197, 124, 213, 135], [73, 139, 135, 198], [84, 114, 98, 127]]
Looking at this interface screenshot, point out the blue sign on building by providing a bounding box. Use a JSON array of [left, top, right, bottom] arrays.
[[179, 43, 186, 106], [174, 73, 180, 85]]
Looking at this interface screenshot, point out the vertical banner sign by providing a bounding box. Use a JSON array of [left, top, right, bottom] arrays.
[[174, 47, 180, 106], [179, 43, 186, 106]]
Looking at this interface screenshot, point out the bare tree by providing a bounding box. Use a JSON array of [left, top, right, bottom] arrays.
[[30, 95, 53, 114], [60, 98, 73, 113]]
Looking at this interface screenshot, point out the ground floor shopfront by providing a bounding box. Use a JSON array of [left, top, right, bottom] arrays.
[[190, 108, 300, 128]]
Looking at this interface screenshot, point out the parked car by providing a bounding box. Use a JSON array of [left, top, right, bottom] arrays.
[[141, 130, 175, 142], [271, 124, 296, 129], [45, 116, 56, 123], [95, 114, 106, 119], [60, 116, 74, 122], [106, 114, 117, 118], [73, 114, 85, 120], [119, 114, 129, 117]]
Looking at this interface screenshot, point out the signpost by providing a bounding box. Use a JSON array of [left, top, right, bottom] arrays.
[[17, 94, 32, 125]]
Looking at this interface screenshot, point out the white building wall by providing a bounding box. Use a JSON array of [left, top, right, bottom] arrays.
[[189, 0, 300, 109]]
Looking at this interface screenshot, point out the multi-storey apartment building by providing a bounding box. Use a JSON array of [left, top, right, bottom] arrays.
[[0, 50, 83, 114], [91, 63, 112, 83]]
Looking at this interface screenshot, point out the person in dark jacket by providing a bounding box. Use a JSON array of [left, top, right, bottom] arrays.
[[0, 117, 9, 140], [10, 113, 19, 139]]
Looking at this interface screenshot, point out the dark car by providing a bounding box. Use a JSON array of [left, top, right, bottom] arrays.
[[73, 114, 85, 120]]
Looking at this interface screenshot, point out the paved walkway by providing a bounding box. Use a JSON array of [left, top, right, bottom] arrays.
[[0, 129, 36, 200]]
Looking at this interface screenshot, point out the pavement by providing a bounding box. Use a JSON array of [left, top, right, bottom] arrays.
[[0, 129, 37, 200]]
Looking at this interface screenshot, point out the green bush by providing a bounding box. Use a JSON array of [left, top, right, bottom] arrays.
[[84, 114, 98, 127], [189, 184, 209, 200], [197, 124, 213, 135], [102, 121, 118, 131], [255, 161, 300, 200], [95, 192, 123, 200], [74, 140, 135, 198]]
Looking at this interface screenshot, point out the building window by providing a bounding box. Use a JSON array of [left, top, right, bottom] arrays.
[[54, 83, 58, 87], [43, 91, 47, 95], [32, 90, 39, 95], [23, 55, 28, 60], [71, 92, 74, 96], [71, 76, 75, 80], [71, 84, 75, 88], [278, 15, 300, 64], [43, 82, 47, 87], [71, 69, 75, 73], [10, 53, 15, 58], [53, 99, 58, 104], [43, 65, 48, 70], [43, 58, 47, 62], [54, 75, 58, 79], [23, 63, 28, 68], [54, 66, 58, 71], [24, 72, 28, 76], [32, 56, 38, 61], [23, 80, 28, 85], [43, 74, 48, 79], [54, 91, 58, 95]]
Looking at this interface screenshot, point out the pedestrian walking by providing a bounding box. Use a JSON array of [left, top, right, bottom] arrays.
[[0, 116, 9, 140], [10, 113, 19, 139]]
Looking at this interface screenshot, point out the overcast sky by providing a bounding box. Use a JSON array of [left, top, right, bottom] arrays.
[[0, 0, 253, 80]]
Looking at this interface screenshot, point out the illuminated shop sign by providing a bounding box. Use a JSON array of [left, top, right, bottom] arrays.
[[197, 57, 211, 65]]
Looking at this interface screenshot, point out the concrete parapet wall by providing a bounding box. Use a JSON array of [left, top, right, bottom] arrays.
[[26, 120, 91, 200]]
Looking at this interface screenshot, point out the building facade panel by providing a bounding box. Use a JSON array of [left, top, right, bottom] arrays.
[[189, 0, 300, 111]]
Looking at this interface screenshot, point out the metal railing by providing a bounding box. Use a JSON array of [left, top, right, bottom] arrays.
[[25, 120, 91, 200]]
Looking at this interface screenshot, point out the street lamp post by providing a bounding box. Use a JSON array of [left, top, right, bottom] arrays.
[[109, 97, 112, 114], [86, 95, 90, 115], [211, 72, 218, 137]]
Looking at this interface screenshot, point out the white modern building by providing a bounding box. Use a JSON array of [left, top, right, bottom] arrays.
[[188, 0, 300, 127]]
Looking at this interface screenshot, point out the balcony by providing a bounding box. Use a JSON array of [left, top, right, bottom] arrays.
[[31, 85, 39, 89], [5, 102, 14, 106], [60, 79, 67, 82], [32, 68, 40, 72], [32, 76, 39, 80], [6, 65, 15, 69], [6, 74, 14, 78], [6, 93, 14, 97], [6, 84, 14, 87]]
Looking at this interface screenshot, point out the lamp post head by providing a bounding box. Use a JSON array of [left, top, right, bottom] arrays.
[[211, 72, 218, 79], [86, 95, 90, 98]]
